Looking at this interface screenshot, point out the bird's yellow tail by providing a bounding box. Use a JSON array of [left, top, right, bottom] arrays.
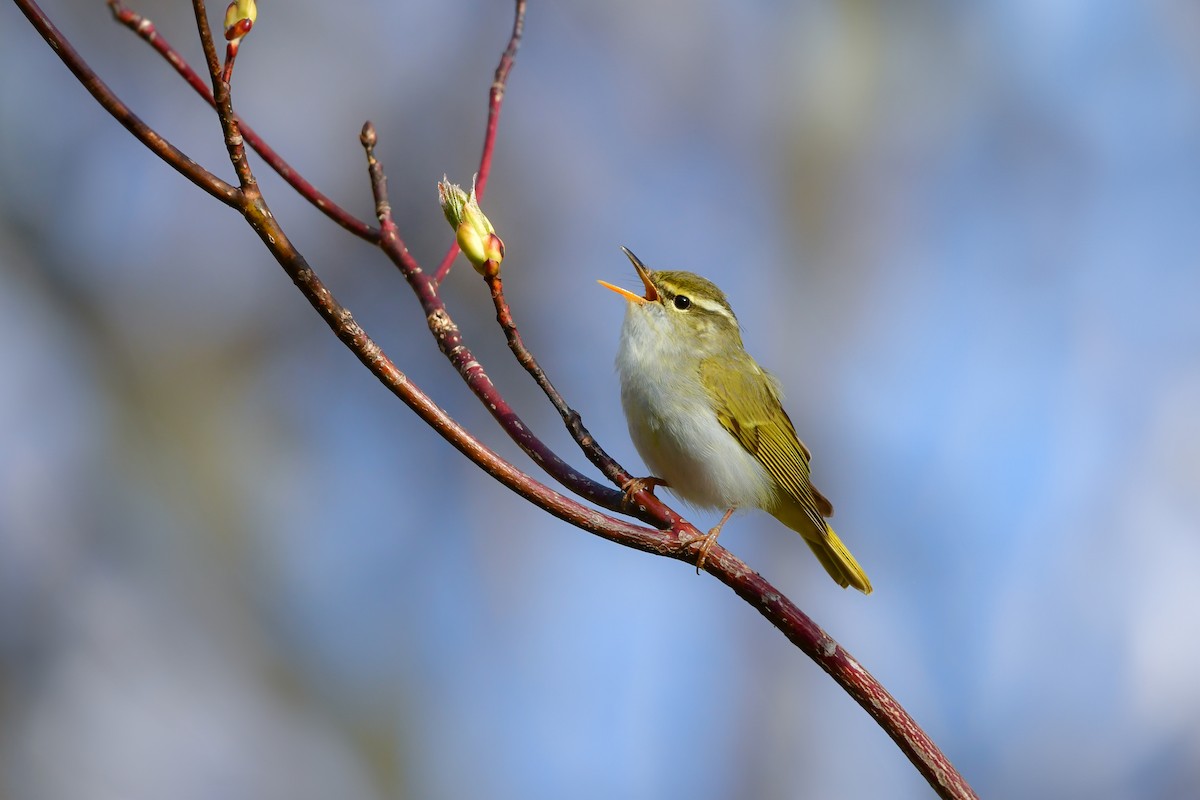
[[804, 524, 872, 594], [773, 503, 872, 594]]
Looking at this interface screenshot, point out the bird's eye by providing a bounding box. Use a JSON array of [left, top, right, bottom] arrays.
[[673, 295, 692, 310]]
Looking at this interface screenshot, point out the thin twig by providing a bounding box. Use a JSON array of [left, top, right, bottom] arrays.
[[191, 0, 256, 193], [253, 229, 677, 554], [190, 0, 221, 98], [433, 0, 527, 285], [14, 0, 239, 206], [483, 272, 639, 488], [234, 184, 677, 557], [474, 0, 525, 200], [106, 0, 380, 242], [361, 123, 636, 516]]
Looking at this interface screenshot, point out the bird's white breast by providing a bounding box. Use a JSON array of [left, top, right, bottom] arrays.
[[615, 305, 774, 511]]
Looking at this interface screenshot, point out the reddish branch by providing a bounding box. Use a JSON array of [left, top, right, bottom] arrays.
[[10, 0, 978, 797], [189, 0, 254, 192], [17, 0, 238, 205], [360, 122, 648, 516], [432, 0, 527, 285], [482, 271, 639, 489], [107, 0, 380, 242]]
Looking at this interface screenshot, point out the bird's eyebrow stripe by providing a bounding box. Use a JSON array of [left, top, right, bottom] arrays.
[[685, 295, 734, 319]]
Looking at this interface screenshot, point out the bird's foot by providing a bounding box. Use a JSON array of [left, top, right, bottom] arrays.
[[693, 507, 736, 574], [619, 475, 668, 510]]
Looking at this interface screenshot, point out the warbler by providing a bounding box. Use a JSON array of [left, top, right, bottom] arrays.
[[600, 248, 871, 592]]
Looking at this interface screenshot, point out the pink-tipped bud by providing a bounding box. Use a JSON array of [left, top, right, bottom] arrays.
[[224, 0, 256, 44], [439, 176, 504, 275]]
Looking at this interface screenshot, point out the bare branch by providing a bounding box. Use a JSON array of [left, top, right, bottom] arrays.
[[483, 270, 640, 489], [107, 0, 380, 242], [14, 0, 238, 206], [433, 0, 527, 285], [213, 179, 672, 559], [706, 545, 978, 799], [191, 0, 256, 193], [361, 123, 631, 513], [189, 0, 221, 97]]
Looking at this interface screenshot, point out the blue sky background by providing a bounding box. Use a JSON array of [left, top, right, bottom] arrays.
[[2, 1, 1199, 798]]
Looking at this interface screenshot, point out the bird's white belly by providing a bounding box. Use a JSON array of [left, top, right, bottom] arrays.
[[620, 371, 773, 511]]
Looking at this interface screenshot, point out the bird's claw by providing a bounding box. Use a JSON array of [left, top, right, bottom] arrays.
[[619, 475, 668, 510]]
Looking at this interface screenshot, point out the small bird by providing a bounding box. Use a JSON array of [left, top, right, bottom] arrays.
[[600, 247, 872, 593]]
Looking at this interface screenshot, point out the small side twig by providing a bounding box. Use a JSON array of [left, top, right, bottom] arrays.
[[191, 0, 256, 193], [483, 271, 638, 489], [474, 0, 525, 200], [432, 0, 527, 285], [16, 0, 237, 206], [361, 123, 636, 516], [107, 0, 380, 242]]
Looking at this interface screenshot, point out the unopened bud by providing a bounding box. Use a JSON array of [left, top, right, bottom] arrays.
[[438, 176, 504, 275], [224, 0, 256, 43]]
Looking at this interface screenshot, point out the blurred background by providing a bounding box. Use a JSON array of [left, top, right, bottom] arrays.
[[3, 1, 1199, 797]]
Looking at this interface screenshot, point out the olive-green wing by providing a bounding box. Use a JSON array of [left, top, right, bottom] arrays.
[[699, 355, 832, 527]]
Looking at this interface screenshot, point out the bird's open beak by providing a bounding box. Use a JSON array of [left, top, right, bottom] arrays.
[[598, 246, 658, 304]]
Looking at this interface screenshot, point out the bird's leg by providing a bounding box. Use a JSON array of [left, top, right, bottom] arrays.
[[619, 476, 669, 510], [694, 507, 736, 573]]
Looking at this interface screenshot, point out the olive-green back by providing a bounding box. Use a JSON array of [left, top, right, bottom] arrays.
[[698, 354, 833, 530]]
